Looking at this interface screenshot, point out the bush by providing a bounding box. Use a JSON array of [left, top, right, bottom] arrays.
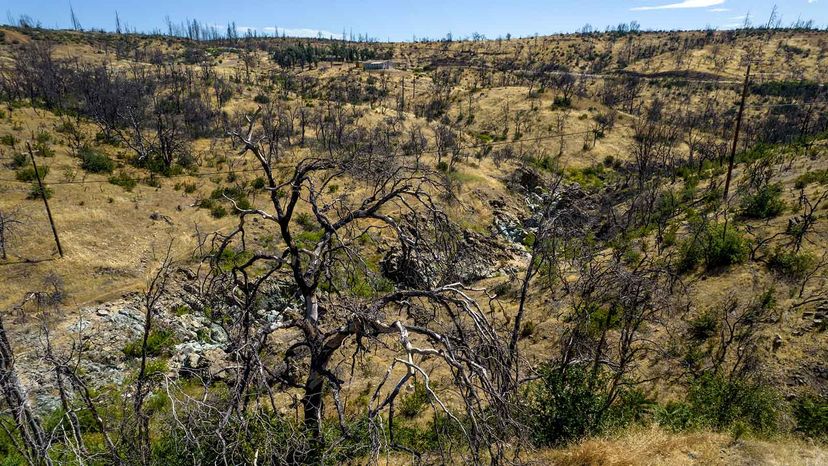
[[553, 96, 572, 108], [32, 140, 54, 157], [655, 401, 694, 431], [794, 394, 828, 438], [795, 169, 828, 189], [398, 381, 430, 418], [210, 204, 227, 218], [210, 186, 251, 210], [15, 165, 48, 182], [79, 146, 115, 173], [295, 212, 316, 231], [11, 152, 28, 168], [26, 182, 52, 200], [123, 328, 177, 358], [740, 185, 785, 219], [686, 372, 780, 435], [0, 134, 17, 146], [109, 171, 138, 191], [689, 310, 718, 341], [767, 249, 815, 279], [679, 222, 749, 272], [525, 364, 607, 446]]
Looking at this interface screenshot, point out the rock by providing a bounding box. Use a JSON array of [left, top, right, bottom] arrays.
[[772, 334, 783, 352], [69, 319, 91, 332], [171, 342, 229, 380], [177, 267, 197, 280], [381, 227, 512, 288], [507, 166, 543, 194], [149, 211, 173, 224], [210, 324, 228, 344]]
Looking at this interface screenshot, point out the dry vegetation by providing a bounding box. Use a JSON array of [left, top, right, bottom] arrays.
[[0, 21, 826, 465]]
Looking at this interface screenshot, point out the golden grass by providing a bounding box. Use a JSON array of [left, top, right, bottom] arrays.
[[535, 426, 828, 466]]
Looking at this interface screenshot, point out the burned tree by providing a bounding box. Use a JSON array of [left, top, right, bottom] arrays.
[[0, 209, 23, 261], [202, 111, 518, 461]]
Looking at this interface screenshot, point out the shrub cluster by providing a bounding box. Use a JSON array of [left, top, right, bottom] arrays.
[[679, 222, 750, 272], [79, 146, 115, 173]]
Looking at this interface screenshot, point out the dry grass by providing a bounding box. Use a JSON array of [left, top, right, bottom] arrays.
[[534, 426, 828, 466]]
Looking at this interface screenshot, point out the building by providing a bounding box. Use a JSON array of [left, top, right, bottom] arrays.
[[362, 60, 392, 71]]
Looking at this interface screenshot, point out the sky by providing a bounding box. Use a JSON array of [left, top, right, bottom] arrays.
[[0, 0, 826, 41]]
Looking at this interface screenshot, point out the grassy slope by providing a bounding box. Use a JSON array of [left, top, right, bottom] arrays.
[[0, 27, 826, 462]]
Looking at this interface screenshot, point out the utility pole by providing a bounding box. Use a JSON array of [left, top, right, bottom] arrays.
[[27, 143, 63, 258], [723, 62, 751, 201]]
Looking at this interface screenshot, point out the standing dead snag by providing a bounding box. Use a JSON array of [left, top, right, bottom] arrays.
[[209, 110, 518, 461], [0, 313, 52, 466], [0, 208, 23, 261], [132, 242, 175, 465]]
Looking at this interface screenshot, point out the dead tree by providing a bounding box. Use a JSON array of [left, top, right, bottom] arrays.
[[0, 314, 52, 466], [0, 209, 23, 261], [132, 243, 175, 465], [211, 111, 518, 462]]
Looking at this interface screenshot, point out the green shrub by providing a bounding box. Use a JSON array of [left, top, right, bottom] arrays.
[[525, 364, 607, 446], [689, 310, 718, 341], [109, 171, 137, 191], [0, 416, 27, 464], [26, 182, 52, 200], [795, 169, 828, 189], [739, 184, 785, 219], [705, 224, 750, 269], [794, 394, 828, 438], [679, 222, 749, 272], [35, 130, 51, 144], [32, 140, 54, 157], [11, 152, 28, 168], [123, 329, 178, 358], [398, 381, 430, 418], [553, 96, 572, 108], [0, 134, 17, 146], [687, 372, 780, 435], [79, 146, 115, 173], [210, 204, 227, 218], [605, 389, 655, 429], [296, 212, 316, 231], [15, 165, 48, 182], [210, 186, 251, 210], [43, 406, 101, 434], [767, 249, 815, 279], [655, 401, 694, 431]]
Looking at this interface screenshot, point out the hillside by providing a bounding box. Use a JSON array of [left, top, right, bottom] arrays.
[[0, 24, 826, 465]]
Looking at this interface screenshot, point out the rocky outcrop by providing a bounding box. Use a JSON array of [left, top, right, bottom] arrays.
[[381, 227, 515, 289], [9, 287, 234, 412]]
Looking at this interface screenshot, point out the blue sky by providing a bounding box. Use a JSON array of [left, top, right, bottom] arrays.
[[1, 0, 825, 41]]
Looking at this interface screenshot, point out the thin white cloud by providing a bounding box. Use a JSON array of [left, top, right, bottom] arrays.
[[261, 27, 339, 38], [631, 0, 725, 11]]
